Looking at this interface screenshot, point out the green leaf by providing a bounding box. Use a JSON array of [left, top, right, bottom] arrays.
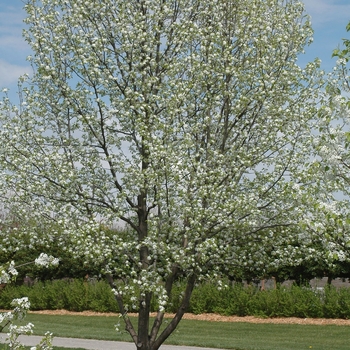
[[332, 49, 340, 58], [345, 132, 350, 143], [346, 21, 350, 32]]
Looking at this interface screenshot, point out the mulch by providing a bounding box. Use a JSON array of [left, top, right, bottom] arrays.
[[24, 310, 350, 326]]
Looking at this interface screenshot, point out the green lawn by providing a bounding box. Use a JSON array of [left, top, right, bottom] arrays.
[[2, 313, 350, 350]]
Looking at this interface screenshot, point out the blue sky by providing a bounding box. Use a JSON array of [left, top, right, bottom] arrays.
[[1, 0, 350, 98]]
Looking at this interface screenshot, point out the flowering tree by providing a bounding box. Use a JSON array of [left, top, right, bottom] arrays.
[[308, 21, 350, 263], [0, 0, 323, 349]]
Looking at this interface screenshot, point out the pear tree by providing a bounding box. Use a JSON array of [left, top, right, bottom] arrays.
[[0, 0, 323, 349], [308, 21, 350, 264]]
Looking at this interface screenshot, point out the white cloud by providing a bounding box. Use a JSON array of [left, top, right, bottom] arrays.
[[0, 35, 29, 54], [0, 5, 26, 34], [303, 0, 350, 26], [0, 60, 30, 88], [0, 3, 30, 72]]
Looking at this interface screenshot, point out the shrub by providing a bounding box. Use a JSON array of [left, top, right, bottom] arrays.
[[88, 280, 119, 313], [189, 282, 221, 314], [323, 285, 341, 318], [337, 287, 350, 318], [2, 279, 350, 319]]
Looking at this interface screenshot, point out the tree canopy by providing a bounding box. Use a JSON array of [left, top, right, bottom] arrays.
[[305, 20, 350, 266]]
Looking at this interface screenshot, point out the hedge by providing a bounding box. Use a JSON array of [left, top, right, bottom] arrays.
[[2, 279, 350, 319]]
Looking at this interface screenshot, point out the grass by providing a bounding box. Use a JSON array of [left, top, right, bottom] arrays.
[[1, 313, 347, 350]]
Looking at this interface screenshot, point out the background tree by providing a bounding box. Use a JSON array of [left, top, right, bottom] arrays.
[[0, 0, 323, 349], [309, 21, 350, 268], [0, 213, 121, 281]]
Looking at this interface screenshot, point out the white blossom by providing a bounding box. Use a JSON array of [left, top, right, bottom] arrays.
[[35, 253, 60, 267]]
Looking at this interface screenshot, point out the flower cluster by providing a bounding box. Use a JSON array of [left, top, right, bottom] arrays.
[[0, 261, 18, 284], [0, 255, 58, 349], [35, 253, 60, 267], [0, 297, 54, 350]]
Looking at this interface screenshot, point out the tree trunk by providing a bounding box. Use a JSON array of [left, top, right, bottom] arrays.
[[327, 276, 333, 285], [120, 272, 197, 350], [151, 273, 196, 350], [136, 188, 150, 349]]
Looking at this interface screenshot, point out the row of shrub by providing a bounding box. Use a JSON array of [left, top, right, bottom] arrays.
[[2, 279, 350, 319], [187, 282, 350, 318]]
